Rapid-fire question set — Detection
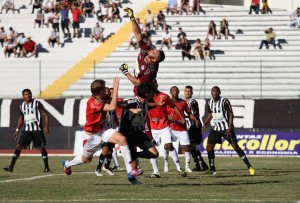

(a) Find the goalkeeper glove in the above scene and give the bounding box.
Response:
[124,7,134,21]
[119,63,129,76]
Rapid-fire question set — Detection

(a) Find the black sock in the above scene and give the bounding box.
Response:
[41,149,50,170]
[236,148,252,169]
[207,150,215,170]
[197,150,208,167]
[9,149,21,169]
[190,149,200,168]
[96,154,106,170]
[104,154,112,169]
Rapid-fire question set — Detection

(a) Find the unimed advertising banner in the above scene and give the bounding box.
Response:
[199,132,300,156]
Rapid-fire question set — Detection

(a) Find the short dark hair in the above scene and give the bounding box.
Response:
[185,86,193,91]
[22,89,32,95]
[137,82,155,98]
[91,79,106,96]
[158,50,165,62]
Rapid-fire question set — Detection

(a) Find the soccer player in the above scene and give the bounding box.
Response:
[165,86,201,173]
[3,89,50,173]
[118,82,159,184]
[62,78,138,184]
[184,86,208,171]
[202,86,255,175]
[147,80,187,178]
[119,7,165,95]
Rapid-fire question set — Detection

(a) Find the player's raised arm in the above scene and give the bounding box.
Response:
[124,7,142,42]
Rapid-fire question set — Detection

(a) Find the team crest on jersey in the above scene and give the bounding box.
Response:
[141,65,145,70]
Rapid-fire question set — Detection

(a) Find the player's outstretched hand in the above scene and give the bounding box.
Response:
[124,7,134,20]
[113,77,120,90]
[119,63,128,76]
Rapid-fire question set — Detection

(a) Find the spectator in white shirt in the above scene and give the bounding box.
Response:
[48,29,60,47]
[160,27,172,50]
[90,22,104,42]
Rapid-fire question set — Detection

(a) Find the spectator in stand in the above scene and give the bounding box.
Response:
[16,32,26,56]
[111,0,122,8]
[31,0,42,14]
[181,37,191,60]
[43,0,55,13]
[190,0,206,15]
[249,0,259,14]
[290,7,300,28]
[180,0,189,15]
[175,27,186,49]
[156,10,167,30]
[4,36,16,58]
[261,0,272,14]
[111,3,120,23]
[142,29,152,46]
[144,10,154,31]
[46,9,55,28]
[83,0,95,17]
[160,27,172,50]
[96,3,108,22]
[166,0,178,15]
[74,0,84,11]
[126,32,138,50]
[259,27,276,49]
[8,27,17,41]
[48,29,60,47]
[71,3,82,38]
[207,20,217,39]
[34,10,45,28]
[60,5,71,38]
[52,9,60,32]
[136,18,144,30]
[90,22,104,43]
[193,38,203,60]
[203,38,211,60]
[217,17,234,39]
[21,36,37,58]
[0,27,7,47]
[0,0,15,14]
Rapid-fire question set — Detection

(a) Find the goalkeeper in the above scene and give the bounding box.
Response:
[120,7,165,95]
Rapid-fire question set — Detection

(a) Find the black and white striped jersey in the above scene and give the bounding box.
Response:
[119,97,148,134]
[19,99,44,131]
[207,97,233,131]
[185,97,200,129]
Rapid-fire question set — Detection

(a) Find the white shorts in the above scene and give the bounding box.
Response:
[151,126,172,145]
[171,129,190,145]
[82,127,117,157]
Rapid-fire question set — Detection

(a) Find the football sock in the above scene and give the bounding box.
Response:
[184,152,191,169]
[96,154,105,170]
[41,149,50,170]
[207,150,215,170]
[112,147,119,167]
[169,149,181,171]
[197,150,208,167]
[236,148,252,168]
[65,155,83,168]
[120,145,132,165]
[191,149,200,168]
[150,158,159,174]
[9,149,21,169]
[162,149,169,165]
[104,153,112,169]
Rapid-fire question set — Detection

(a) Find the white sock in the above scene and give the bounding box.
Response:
[150,158,159,174]
[169,149,181,171]
[65,155,83,168]
[185,152,191,169]
[162,149,169,165]
[112,147,119,167]
[120,145,132,173]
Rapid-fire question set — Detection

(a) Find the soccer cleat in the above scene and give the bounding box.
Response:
[149,173,161,178]
[201,162,209,171]
[138,168,143,176]
[249,167,255,175]
[193,167,202,172]
[62,160,72,175]
[178,169,187,177]
[164,163,169,172]
[43,168,51,173]
[102,166,114,176]
[128,177,143,185]
[209,166,217,175]
[95,169,103,177]
[127,169,140,179]
[185,167,193,173]
[3,167,13,172]
[110,166,125,172]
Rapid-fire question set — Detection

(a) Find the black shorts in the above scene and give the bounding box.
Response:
[17,130,46,148]
[188,125,203,145]
[49,38,57,43]
[208,129,237,145]
[125,130,154,150]
[101,142,115,149]
[72,21,80,29]
[61,19,69,29]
